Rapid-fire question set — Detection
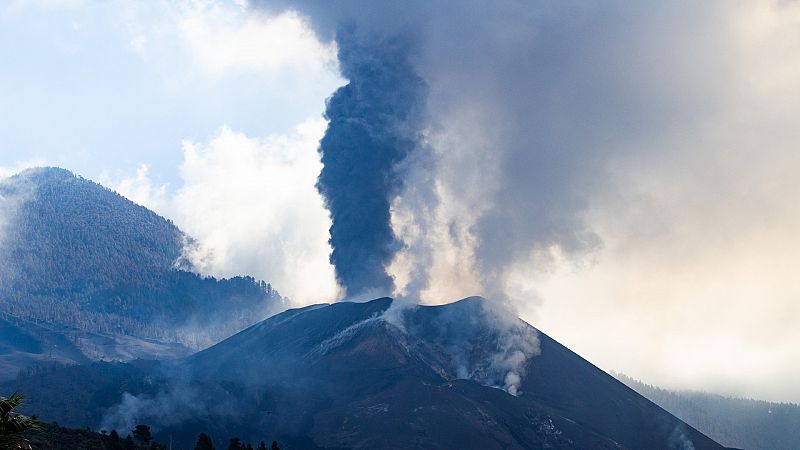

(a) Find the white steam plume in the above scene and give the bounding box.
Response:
[109,119,341,306]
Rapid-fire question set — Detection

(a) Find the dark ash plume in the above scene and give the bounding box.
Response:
[316,27,428,298]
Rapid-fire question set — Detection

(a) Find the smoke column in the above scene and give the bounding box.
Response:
[263,0,738,309]
[316,27,427,298]
[260,0,614,305]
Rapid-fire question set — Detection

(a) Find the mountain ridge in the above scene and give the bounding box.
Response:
[0,167,283,378]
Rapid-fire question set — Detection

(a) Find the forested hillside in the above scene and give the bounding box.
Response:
[23,422,165,450]
[0,167,283,348]
[616,373,800,450]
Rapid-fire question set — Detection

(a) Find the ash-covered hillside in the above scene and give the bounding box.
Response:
[0,167,283,375]
[8,297,729,450]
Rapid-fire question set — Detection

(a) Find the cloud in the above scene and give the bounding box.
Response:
[0,159,46,180]
[129,34,147,56]
[100,164,168,213]
[175,2,337,77]
[8,0,85,10]
[0,0,342,187]
[110,119,340,307]
[112,0,339,86]
[174,119,340,305]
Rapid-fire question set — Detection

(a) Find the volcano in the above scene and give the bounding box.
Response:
[9,296,728,449]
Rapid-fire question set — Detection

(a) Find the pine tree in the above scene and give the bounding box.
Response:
[108,429,122,450]
[228,437,244,450]
[226,437,244,450]
[194,433,215,450]
[270,441,280,450]
[257,441,267,450]
[124,435,136,450]
[133,425,152,448]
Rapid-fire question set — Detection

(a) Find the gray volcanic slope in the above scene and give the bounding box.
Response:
[9,297,728,450]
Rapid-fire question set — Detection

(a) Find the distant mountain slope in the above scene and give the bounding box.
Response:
[0,314,190,382]
[7,297,728,450]
[616,373,800,450]
[0,167,184,293]
[0,167,283,372]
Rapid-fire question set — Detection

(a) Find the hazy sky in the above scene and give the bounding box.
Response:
[2,0,800,403]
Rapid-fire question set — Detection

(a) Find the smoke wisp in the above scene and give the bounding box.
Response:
[0,171,37,280]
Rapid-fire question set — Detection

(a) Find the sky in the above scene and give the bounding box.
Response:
[2,0,800,403]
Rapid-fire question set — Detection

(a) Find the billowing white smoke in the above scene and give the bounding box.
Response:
[172,120,341,305]
[668,425,697,450]
[108,120,341,306]
[100,385,239,436]
[493,322,541,396]
[100,2,344,307]
[381,296,540,396]
[468,299,542,396]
